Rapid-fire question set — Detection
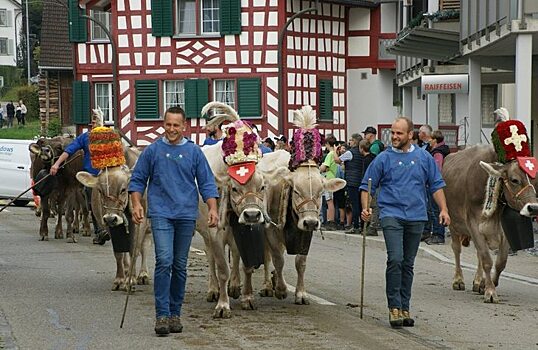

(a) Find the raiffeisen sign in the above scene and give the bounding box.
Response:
[421,74,469,94]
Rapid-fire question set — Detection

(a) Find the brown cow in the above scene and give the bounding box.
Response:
[29,137,91,242]
[443,145,538,302]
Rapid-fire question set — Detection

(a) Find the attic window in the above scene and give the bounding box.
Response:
[90,10,111,41]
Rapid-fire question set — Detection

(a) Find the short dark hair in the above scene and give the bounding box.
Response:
[164,106,186,121]
[359,140,371,153]
[325,135,337,147]
[432,130,444,143]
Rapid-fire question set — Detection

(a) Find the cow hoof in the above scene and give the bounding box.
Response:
[241,298,256,310]
[55,233,63,239]
[472,282,484,294]
[294,296,310,305]
[484,290,499,303]
[39,236,48,241]
[213,306,232,319]
[112,283,121,291]
[67,236,77,243]
[275,288,288,300]
[206,291,219,302]
[452,281,465,291]
[259,288,274,297]
[137,274,150,285]
[81,230,91,237]
[228,285,241,299]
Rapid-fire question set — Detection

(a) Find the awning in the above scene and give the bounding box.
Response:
[387,27,461,62]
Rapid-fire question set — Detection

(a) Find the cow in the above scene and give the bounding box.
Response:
[29,137,91,242]
[443,145,538,303]
[259,106,346,305]
[76,146,152,291]
[195,102,286,318]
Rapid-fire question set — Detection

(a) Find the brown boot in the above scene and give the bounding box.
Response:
[389,308,403,328]
[169,315,183,333]
[154,317,170,336]
[401,310,415,327]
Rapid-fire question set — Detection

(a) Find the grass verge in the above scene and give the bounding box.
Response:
[0,119,40,140]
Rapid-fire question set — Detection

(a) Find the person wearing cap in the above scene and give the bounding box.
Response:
[363,126,385,156]
[203,123,224,146]
[49,108,110,245]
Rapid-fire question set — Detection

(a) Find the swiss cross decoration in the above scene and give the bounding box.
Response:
[228,162,256,185]
[492,120,531,163]
[517,157,538,179]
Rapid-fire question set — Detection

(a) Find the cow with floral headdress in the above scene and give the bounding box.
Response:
[443,112,538,303]
[258,105,346,304]
[195,102,288,317]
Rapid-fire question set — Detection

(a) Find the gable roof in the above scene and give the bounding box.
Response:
[39,0,72,70]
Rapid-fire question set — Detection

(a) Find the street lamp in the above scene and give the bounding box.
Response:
[77,5,135,147]
[277,0,318,135]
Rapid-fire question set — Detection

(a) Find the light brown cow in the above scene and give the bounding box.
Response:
[76,147,152,291]
[443,145,538,302]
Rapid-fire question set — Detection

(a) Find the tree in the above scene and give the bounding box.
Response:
[17,0,43,80]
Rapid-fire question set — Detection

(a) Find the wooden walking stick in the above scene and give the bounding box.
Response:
[360,178,372,319]
[120,218,144,328]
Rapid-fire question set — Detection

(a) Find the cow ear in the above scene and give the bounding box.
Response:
[479,161,504,177]
[76,171,99,188]
[323,178,346,192]
[29,143,40,155]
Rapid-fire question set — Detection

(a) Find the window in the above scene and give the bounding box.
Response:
[90,10,111,41]
[318,79,333,121]
[176,0,220,35]
[0,38,7,55]
[438,94,455,124]
[214,80,236,110]
[164,80,185,110]
[0,10,7,26]
[94,83,113,124]
[481,85,498,127]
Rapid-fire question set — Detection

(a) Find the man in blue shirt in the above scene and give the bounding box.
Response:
[129,106,219,336]
[360,117,450,329]
[50,112,109,245]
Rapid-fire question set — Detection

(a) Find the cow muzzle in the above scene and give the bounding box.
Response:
[239,208,264,225]
[103,213,124,227]
[299,217,320,231]
[519,203,538,217]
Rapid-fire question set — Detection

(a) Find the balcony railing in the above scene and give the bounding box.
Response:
[440,0,460,11]
[379,38,396,60]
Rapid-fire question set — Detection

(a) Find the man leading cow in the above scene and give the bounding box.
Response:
[361,117,451,329]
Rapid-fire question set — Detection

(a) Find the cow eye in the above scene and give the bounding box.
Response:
[511,178,521,185]
[231,187,238,192]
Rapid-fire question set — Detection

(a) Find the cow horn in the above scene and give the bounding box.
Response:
[201,102,240,128]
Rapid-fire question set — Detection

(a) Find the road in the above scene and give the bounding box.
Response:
[0,204,537,349]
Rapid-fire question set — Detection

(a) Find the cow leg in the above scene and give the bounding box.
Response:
[265,230,287,300]
[259,246,274,297]
[123,253,136,291]
[80,199,91,237]
[210,228,232,318]
[54,198,65,239]
[493,240,509,287]
[228,240,241,300]
[137,229,151,285]
[473,235,499,303]
[39,195,50,240]
[472,252,485,294]
[112,252,127,291]
[451,233,465,290]
[294,254,310,305]
[64,193,77,243]
[240,265,256,310]
[198,229,219,301]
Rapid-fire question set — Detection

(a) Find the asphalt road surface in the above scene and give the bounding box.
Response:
[0,204,537,349]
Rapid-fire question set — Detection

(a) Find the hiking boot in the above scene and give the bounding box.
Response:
[345,227,360,235]
[154,317,170,336]
[365,228,379,236]
[323,221,337,231]
[169,315,183,333]
[421,232,431,242]
[401,310,414,327]
[389,308,403,328]
[92,229,110,245]
[425,235,445,245]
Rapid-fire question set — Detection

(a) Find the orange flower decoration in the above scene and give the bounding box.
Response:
[89,127,126,169]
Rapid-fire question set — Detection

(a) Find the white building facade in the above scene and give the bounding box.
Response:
[0,0,21,69]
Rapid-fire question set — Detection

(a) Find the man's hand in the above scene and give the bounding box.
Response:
[439,209,451,227]
[50,163,60,176]
[361,208,372,222]
[130,192,144,224]
[207,208,218,227]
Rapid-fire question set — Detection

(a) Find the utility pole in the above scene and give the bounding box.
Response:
[25,0,30,84]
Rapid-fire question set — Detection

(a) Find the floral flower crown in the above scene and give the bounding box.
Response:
[221,120,262,165]
[89,126,126,169]
[289,128,322,170]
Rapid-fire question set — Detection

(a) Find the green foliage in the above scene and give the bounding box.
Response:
[17,85,39,121]
[424,9,460,22]
[0,119,40,139]
[46,116,62,137]
[0,66,23,96]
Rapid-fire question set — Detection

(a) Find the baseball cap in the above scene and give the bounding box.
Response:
[362,126,377,135]
[274,135,287,143]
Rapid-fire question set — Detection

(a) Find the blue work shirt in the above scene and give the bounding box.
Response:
[64,132,99,175]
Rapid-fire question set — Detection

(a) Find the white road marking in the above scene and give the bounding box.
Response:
[190,247,206,256]
[285,283,336,306]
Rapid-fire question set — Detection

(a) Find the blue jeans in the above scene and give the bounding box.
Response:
[151,217,195,318]
[381,217,425,311]
[347,185,361,229]
[429,194,445,238]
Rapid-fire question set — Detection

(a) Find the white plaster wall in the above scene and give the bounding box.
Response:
[348,37,369,56]
[411,86,427,124]
[347,68,398,135]
[348,7,370,31]
[380,3,397,34]
[0,5,21,67]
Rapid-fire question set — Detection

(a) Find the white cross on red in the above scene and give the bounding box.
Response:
[504,125,527,152]
[236,166,250,177]
[525,160,535,171]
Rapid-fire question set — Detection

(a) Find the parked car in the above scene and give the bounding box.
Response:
[0,139,34,206]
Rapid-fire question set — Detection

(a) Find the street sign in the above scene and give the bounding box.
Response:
[421,74,469,94]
